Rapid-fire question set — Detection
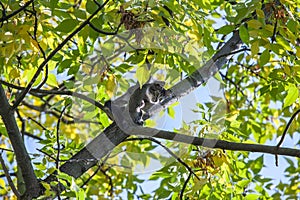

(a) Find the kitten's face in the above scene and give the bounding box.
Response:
[147,83,165,103]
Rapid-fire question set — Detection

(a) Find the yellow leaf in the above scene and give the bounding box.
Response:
[184,19,193,26]
[247,19,262,29]
[0,178,5,188]
[145,118,156,127]
[136,65,150,87]
[283,65,291,76]
[106,75,116,98]
[23,68,42,86]
[251,40,259,55]
[192,178,207,191]
[296,47,300,58]
[30,38,40,51]
[225,110,239,121]
[187,30,201,41]
[9,68,20,79]
[47,73,59,87]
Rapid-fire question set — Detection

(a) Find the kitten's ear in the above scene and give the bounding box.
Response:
[154,81,165,87]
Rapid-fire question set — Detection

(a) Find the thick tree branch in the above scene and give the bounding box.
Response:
[45,122,128,180]
[43,28,244,190]
[148,31,242,117]
[44,121,300,194]
[138,127,300,158]
[0,84,40,198]
[42,23,300,198]
[12,0,110,110]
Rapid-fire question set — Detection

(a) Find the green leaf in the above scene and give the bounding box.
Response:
[259,49,270,66]
[55,19,79,33]
[251,40,259,55]
[276,35,292,51]
[67,64,80,75]
[247,19,262,29]
[252,155,263,174]
[287,20,297,33]
[136,65,150,87]
[284,85,299,107]
[76,188,85,200]
[255,9,265,18]
[217,25,235,35]
[58,59,72,74]
[239,25,249,44]
[50,0,58,12]
[57,173,73,183]
[86,0,98,14]
[245,194,260,200]
[0,123,8,137]
[47,73,59,87]
[73,9,87,19]
[101,41,114,57]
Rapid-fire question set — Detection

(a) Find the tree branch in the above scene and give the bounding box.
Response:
[42,24,300,198]
[137,127,300,158]
[44,120,300,191]
[21,101,96,125]
[147,31,242,117]
[277,108,300,148]
[125,137,200,180]
[275,108,300,166]
[180,171,192,200]
[0,152,20,198]
[0,79,110,118]
[0,84,40,198]
[0,0,33,23]
[43,27,244,192]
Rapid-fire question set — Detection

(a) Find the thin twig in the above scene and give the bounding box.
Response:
[275,108,300,166]
[29,1,48,90]
[276,108,300,148]
[0,79,110,122]
[0,147,14,152]
[22,101,101,125]
[55,105,69,170]
[88,21,121,35]
[55,105,69,200]
[23,131,43,141]
[219,72,255,108]
[180,171,192,200]
[100,168,114,196]
[0,0,33,23]
[81,153,111,187]
[27,116,48,131]
[214,48,251,62]
[0,152,21,198]
[0,172,16,178]
[125,137,201,181]
[36,149,57,161]
[0,79,109,117]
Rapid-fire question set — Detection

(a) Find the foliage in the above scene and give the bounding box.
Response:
[0,0,299,199]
